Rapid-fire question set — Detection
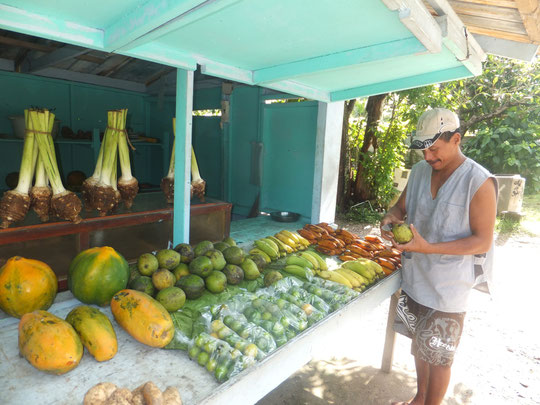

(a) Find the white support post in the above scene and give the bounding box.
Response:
[173,69,194,246]
[311,102,344,224]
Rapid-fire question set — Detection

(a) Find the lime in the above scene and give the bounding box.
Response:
[197,351,210,366]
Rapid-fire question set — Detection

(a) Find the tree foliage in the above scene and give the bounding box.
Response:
[341,55,540,212]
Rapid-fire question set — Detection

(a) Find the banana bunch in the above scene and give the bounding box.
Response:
[249,230,311,263]
[284,250,328,272]
[342,258,384,283]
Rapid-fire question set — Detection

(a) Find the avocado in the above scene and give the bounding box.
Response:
[223,246,245,265]
[194,240,214,257]
[249,254,267,270]
[223,264,244,285]
[173,243,195,263]
[129,276,156,297]
[189,255,214,278]
[176,274,205,300]
[205,271,228,294]
[204,249,227,271]
[264,270,283,287]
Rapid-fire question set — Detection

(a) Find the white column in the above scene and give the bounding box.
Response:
[311,101,344,224]
[173,69,194,246]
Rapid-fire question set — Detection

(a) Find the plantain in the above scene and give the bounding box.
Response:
[262,237,280,253]
[267,235,293,255]
[280,230,301,244]
[342,260,376,282]
[285,254,314,269]
[318,270,353,288]
[297,251,319,270]
[254,239,279,260]
[283,265,314,280]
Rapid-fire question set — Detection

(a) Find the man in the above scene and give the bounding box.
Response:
[380,108,497,405]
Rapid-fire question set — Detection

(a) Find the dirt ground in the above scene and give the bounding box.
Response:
[257,223,540,405]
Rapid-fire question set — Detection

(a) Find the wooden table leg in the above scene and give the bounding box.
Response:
[381,289,401,373]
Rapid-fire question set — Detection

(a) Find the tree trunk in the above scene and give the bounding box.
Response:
[337,99,356,212]
[352,93,387,202]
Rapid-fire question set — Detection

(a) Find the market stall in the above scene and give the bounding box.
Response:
[0,1,492,404]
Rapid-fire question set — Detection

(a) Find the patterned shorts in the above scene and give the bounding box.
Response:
[393,292,465,367]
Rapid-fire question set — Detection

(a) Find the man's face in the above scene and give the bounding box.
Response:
[422,133,460,171]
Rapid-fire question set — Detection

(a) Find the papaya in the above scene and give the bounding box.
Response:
[0,256,58,318]
[68,246,129,306]
[66,306,118,362]
[110,289,174,348]
[18,310,83,375]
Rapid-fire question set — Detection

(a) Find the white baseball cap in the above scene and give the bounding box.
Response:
[410,108,460,150]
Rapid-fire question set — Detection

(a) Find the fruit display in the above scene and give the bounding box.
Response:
[68,246,130,306]
[0,256,58,318]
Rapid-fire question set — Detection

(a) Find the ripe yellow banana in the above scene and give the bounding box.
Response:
[318,270,353,288]
[335,269,361,288]
[268,235,294,254]
[249,248,272,263]
[295,233,311,247]
[274,233,298,250]
[339,267,368,286]
[355,258,383,277]
[280,230,301,244]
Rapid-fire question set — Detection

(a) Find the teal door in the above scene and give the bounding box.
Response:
[260,101,318,220]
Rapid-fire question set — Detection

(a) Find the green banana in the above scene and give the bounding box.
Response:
[254,239,279,260]
[262,237,280,253]
[283,265,313,280]
[249,248,272,263]
[268,235,294,254]
[303,250,328,271]
[356,258,383,278]
[342,261,375,282]
[297,251,319,270]
[286,254,314,269]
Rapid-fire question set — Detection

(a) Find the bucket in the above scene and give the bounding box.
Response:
[8,115,60,139]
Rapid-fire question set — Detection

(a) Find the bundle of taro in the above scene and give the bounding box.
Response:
[0,108,82,228]
[297,223,402,273]
[81,109,138,216]
[161,117,206,204]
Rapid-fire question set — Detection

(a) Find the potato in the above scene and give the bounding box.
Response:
[163,386,182,405]
[131,384,146,405]
[143,382,163,405]
[84,382,117,405]
[104,388,133,405]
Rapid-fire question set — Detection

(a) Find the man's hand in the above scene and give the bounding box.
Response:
[380,213,403,242]
[392,224,432,253]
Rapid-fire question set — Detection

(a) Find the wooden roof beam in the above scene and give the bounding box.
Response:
[515,0,540,43]
[22,44,90,73]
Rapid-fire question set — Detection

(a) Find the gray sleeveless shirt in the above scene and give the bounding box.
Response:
[402,158,496,312]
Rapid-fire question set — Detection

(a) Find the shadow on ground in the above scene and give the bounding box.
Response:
[257,358,417,405]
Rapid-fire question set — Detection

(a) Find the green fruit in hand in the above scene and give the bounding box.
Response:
[392,223,413,244]
[137,253,159,276]
[156,249,181,270]
[205,271,227,294]
[156,286,186,312]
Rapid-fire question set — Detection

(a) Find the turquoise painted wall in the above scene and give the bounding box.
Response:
[260,101,318,220]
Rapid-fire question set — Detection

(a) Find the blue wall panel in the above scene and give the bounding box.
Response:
[192,116,223,200]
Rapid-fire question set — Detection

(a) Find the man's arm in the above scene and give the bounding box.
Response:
[397,178,497,255]
[380,185,407,241]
